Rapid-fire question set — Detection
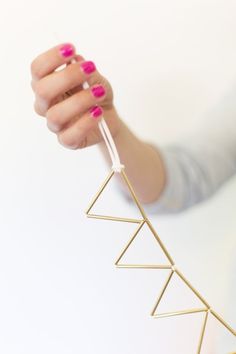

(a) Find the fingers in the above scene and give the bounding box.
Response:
[31,42,115,150]
[33,59,106,112]
[31,43,76,80]
[57,105,104,149]
[46,83,107,132]
[31,41,111,117]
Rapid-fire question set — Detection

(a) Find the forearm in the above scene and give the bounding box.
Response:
[98,115,166,204]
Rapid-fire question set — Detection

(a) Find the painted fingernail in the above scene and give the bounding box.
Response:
[80,61,96,74]
[59,43,74,58]
[89,105,103,119]
[91,85,106,98]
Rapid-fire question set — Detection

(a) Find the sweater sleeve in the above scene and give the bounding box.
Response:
[140,85,236,214]
[143,140,236,214]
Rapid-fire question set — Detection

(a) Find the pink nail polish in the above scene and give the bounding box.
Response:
[91,85,106,98]
[59,43,74,58]
[80,61,96,74]
[89,105,103,119]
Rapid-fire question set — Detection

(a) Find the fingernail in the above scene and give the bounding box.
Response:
[80,61,96,74]
[89,105,103,119]
[59,43,74,58]
[91,85,106,98]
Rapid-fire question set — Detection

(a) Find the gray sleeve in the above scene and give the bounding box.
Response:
[142,141,236,214]
[142,85,236,214]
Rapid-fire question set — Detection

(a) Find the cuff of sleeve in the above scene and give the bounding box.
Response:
[141,145,188,215]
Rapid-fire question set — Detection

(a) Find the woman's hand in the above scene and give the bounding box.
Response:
[30,42,166,204]
[30,42,121,149]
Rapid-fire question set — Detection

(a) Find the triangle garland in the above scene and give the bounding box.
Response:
[85,168,236,353]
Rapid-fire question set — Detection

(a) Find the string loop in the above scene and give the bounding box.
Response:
[81,72,124,172]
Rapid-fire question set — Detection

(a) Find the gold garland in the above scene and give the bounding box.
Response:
[85,167,236,353]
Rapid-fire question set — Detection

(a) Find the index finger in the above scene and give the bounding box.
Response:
[30,42,76,80]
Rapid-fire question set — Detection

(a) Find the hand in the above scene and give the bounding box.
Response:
[30,42,121,149]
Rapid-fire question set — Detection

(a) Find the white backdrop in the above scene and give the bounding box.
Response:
[0,0,235,353]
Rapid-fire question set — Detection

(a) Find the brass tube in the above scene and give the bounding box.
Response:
[85,170,115,214]
[210,309,236,336]
[151,271,174,316]
[86,214,142,223]
[153,308,207,319]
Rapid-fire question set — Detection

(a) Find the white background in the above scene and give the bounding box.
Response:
[0,0,236,353]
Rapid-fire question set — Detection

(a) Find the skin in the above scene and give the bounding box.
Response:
[30,42,166,204]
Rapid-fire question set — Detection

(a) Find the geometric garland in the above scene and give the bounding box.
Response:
[85,167,236,353]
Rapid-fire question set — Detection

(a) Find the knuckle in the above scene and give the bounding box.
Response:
[46,120,61,133]
[56,68,69,87]
[34,100,45,116]
[58,62,82,88]
[46,110,61,132]
[30,59,42,80]
[57,133,78,149]
[71,92,83,111]
[34,81,48,101]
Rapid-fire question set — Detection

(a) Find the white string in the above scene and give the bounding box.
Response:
[97,116,116,165]
[100,119,121,167]
[100,120,124,172]
[70,59,124,172]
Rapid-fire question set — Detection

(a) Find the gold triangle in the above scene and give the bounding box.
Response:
[115,220,172,269]
[85,169,146,223]
[151,269,209,318]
